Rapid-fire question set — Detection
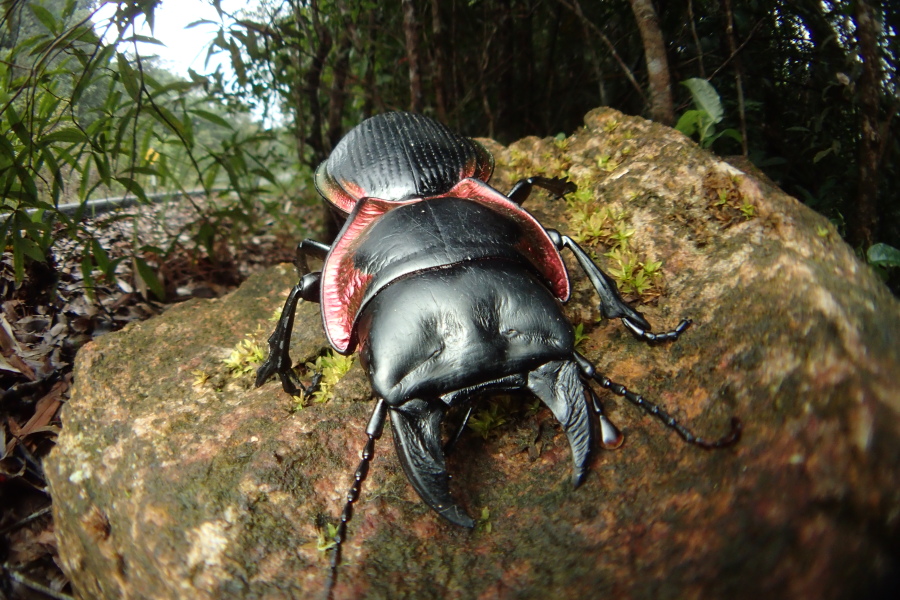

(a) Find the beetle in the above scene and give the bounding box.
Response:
[255,111,740,595]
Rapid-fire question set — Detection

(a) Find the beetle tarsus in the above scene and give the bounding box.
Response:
[507,175,577,205]
[325,399,388,600]
[623,317,693,343]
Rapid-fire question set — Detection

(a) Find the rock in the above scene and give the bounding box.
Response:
[46,108,900,600]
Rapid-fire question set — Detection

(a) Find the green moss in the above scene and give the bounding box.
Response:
[565,191,665,301]
[223,334,265,376]
[306,351,355,405]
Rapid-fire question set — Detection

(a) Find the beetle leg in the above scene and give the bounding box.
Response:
[294,238,330,277]
[548,230,694,342]
[574,352,742,449]
[324,398,387,600]
[547,230,652,329]
[527,360,594,487]
[389,398,475,528]
[507,176,577,205]
[255,272,322,395]
[443,404,474,454]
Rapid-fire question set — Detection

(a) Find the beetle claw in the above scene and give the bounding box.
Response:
[389,399,475,528]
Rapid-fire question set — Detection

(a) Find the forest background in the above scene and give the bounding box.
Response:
[1,0,898,296]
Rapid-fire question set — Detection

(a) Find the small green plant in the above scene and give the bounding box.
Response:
[468,399,511,439]
[288,394,307,414]
[675,78,742,150]
[192,370,211,387]
[317,522,338,553]
[476,507,492,534]
[223,337,266,376]
[739,203,756,218]
[569,186,595,205]
[867,243,900,282]
[553,132,569,150]
[572,323,589,351]
[609,222,636,249]
[641,258,662,278]
[568,206,616,246]
[605,247,660,296]
[306,351,354,404]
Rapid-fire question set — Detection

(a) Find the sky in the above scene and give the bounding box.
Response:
[94,0,249,78]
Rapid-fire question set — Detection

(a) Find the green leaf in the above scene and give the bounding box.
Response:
[63,0,77,20]
[675,110,701,137]
[229,40,247,86]
[93,152,111,182]
[149,104,190,144]
[682,78,723,124]
[116,53,141,101]
[29,4,58,34]
[134,256,165,300]
[115,176,149,203]
[17,236,46,262]
[90,239,110,275]
[41,127,88,145]
[80,254,96,301]
[11,235,25,282]
[719,129,743,144]
[186,19,217,29]
[126,35,164,46]
[190,109,233,129]
[867,243,900,268]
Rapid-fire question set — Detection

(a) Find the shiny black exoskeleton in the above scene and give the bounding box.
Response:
[255,112,740,595]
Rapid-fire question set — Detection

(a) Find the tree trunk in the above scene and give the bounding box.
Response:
[327,25,351,150]
[850,0,881,249]
[722,0,748,155]
[299,0,333,168]
[401,0,423,112]
[430,0,448,122]
[628,0,674,125]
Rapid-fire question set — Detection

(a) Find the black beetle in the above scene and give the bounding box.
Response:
[256,111,740,595]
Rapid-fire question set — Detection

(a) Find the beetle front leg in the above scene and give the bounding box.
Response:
[507,176,576,205]
[294,238,331,276]
[547,229,649,328]
[255,271,322,395]
[547,229,691,342]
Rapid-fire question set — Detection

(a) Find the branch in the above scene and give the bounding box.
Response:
[555,0,646,103]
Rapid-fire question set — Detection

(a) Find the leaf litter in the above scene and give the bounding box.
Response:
[0,193,319,598]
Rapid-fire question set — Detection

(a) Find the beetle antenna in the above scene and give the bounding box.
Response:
[597,375,741,448]
[574,352,741,449]
[324,398,387,600]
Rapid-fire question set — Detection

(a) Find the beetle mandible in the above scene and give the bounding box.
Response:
[255,111,741,596]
